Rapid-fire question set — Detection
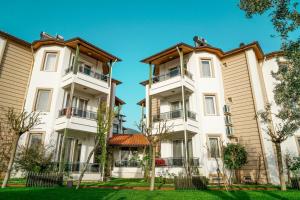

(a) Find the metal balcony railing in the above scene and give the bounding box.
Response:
[152,68,192,83]
[152,109,196,122]
[155,157,200,167]
[51,162,100,173]
[65,65,109,83]
[114,160,141,168]
[58,107,97,120]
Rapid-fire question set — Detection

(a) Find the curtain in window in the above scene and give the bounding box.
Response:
[209,138,220,158]
[44,53,57,71]
[201,60,211,77]
[173,140,183,158]
[205,96,216,115]
[35,90,50,111]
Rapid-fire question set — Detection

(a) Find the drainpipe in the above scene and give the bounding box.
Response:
[58,44,80,173]
[176,47,189,176]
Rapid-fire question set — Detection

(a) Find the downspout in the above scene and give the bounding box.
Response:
[176,47,189,175]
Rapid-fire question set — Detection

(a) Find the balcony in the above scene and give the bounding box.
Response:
[61,65,110,95]
[114,160,141,168]
[58,107,97,120]
[51,162,100,173]
[113,157,200,168]
[152,109,199,133]
[155,157,200,167]
[149,68,194,96]
[55,107,97,133]
[153,109,196,122]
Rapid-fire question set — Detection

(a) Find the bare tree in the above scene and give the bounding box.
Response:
[138,119,172,191]
[1,108,40,188]
[256,104,298,191]
[76,102,114,190]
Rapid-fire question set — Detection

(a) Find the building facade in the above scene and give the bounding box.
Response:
[16,33,122,180]
[140,39,300,184]
[0,31,33,177]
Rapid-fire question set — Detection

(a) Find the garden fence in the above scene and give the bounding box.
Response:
[26,172,63,187]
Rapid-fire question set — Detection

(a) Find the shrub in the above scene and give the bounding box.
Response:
[14,144,54,173]
[223,143,247,183]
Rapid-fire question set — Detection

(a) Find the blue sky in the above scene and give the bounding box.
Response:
[1,0,281,129]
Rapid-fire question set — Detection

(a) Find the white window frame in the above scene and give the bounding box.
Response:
[33,89,52,112]
[204,95,217,116]
[42,52,58,72]
[200,59,214,78]
[208,137,221,158]
[27,132,44,148]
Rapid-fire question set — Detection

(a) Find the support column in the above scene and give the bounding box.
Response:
[177,47,189,175]
[58,44,80,173]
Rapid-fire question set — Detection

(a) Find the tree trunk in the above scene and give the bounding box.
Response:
[275,143,286,191]
[150,144,156,191]
[76,142,98,190]
[1,134,20,188]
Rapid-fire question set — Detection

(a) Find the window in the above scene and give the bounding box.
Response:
[204,95,217,115]
[297,137,300,152]
[42,52,58,71]
[113,124,119,134]
[169,67,180,77]
[209,137,220,158]
[28,133,43,148]
[172,139,193,158]
[200,60,213,78]
[173,140,183,158]
[34,89,52,111]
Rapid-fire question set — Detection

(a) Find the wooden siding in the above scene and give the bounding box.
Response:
[222,52,268,183]
[0,38,32,176]
[151,97,160,116]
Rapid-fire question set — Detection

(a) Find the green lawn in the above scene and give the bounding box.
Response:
[0,187,300,200]
[79,178,174,188]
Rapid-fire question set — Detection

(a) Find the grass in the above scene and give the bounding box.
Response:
[0,187,300,200]
[79,178,174,188]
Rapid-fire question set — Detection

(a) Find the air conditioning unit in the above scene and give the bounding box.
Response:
[223,105,230,114]
[226,126,233,136]
[224,115,232,125]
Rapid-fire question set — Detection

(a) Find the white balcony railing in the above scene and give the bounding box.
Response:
[152,109,196,122]
[152,68,192,84]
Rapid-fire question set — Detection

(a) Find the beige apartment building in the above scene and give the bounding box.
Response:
[0,31,33,176]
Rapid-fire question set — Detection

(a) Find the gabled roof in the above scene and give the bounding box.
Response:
[265,50,284,60]
[140,43,194,65]
[109,134,149,147]
[115,96,126,106]
[32,37,122,62]
[137,98,145,106]
[140,41,265,66]
[0,30,31,47]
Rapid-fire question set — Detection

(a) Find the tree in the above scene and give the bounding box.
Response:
[223,143,248,185]
[239,0,300,191]
[76,102,114,190]
[138,120,172,191]
[256,104,298,190]
[1,108,40,188]
[14,144,54,173]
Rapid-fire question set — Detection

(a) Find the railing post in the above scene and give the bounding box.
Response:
[176,47,190,176]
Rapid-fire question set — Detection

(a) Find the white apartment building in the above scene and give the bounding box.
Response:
[139,38,300,184]
[18,33,122,180]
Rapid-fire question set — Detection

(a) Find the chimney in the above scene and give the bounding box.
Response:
[239,42,245,47]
